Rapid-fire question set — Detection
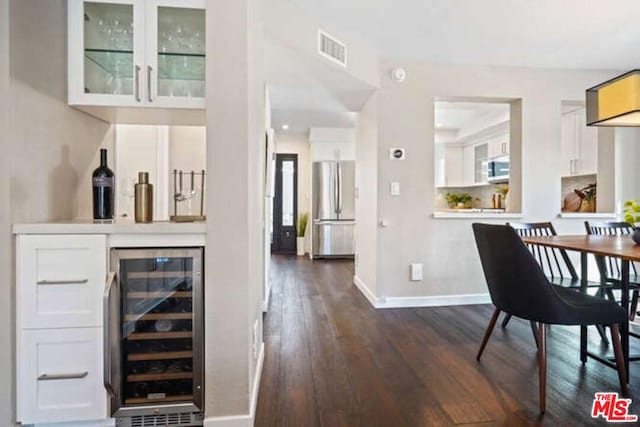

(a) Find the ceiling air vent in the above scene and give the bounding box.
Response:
[318,30,347,67]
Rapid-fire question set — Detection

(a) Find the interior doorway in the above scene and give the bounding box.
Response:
[271,153,298,254]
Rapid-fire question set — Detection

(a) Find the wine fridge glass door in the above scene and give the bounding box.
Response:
[108,247,203,417]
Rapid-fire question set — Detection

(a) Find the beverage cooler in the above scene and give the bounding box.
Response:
[105,248,204,427]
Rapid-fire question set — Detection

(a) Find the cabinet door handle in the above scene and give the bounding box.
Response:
[38,372,88,381]
[134,65,141,102]
[147,65,153,102]
[37,279,88,285]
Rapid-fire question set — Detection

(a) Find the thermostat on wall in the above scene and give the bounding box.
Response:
[389,148,405,160]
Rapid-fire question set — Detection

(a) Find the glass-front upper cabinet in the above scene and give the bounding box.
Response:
[146,1,205,108]
[68,0,205,109]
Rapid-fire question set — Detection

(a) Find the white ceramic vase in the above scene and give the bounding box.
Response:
[297,236,305,256]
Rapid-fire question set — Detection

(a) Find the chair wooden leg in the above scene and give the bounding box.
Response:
[477,308,501,361]
[538,323,547,414]
[501,313,512,328]
[630,291,639,321]
[529,321,539,349]
[610,323,629,396]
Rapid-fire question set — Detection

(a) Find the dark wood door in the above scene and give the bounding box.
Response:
[271,154,298,254]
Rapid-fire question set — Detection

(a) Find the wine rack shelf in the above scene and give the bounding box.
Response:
[125,395,193,405]
[128,351,193,362]
[127,372,193,382]
[127,291,193,299]
[127,271,193,279]
[127,331,192,340]
[125,313,192,321]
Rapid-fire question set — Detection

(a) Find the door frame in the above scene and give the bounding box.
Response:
[271,153,298,254]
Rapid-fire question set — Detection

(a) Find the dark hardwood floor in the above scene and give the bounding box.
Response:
[255,255,640,426]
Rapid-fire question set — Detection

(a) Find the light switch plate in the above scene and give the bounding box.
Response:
[410,263,423,281]
[390,182,400,196]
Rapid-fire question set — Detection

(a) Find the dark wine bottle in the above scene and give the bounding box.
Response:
[131,382,149,398]
[92,148,114,220]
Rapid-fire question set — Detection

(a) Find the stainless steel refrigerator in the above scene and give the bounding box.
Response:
[312,161,356,258]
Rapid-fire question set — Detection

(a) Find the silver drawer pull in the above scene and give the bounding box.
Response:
[37,279,88,285]
[38,372,88,381]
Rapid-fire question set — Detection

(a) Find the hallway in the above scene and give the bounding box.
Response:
[255,256,639,426]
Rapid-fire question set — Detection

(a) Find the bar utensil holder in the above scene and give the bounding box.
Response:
[170,169,206,222]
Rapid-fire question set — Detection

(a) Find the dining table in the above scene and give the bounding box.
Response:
[522,234,640,381]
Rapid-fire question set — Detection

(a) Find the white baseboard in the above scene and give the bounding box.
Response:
[262,281,271,312]
[353,275,378,306]
[203,342,265,427]
[353,275,490,309]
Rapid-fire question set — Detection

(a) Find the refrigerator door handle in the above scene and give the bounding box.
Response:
[103,271,117,398]
[337,163,342,215]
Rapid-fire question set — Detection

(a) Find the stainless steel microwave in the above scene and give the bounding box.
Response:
[487,156,509,183]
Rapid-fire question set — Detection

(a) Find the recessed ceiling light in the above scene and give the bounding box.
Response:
[281,124,289,130]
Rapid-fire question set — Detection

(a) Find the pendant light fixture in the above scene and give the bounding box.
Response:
[586,69,640,126]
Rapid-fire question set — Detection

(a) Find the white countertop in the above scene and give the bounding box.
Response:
[432,211,523,219]
[13,219,207,235]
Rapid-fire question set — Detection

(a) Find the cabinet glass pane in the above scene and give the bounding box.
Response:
[282,161,294,226]
[157,7,205,98]
[121,256,194,405]
[84,2,134,95]
[474,143,488,183]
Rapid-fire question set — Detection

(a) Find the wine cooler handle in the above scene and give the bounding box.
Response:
[103,272,117,398]
[134,65,141,103]
[147,65,153,103]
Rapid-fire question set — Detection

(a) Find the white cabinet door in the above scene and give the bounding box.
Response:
[463,145,475,186]
[487,133,509,159]
[561,108,598,176]
[310,142,355,161]
[145,0,206,108]
[560,111,576,176]
[578,109,598,175]
[18,235,107,329]
[18,328,106,424]
[434,143,445,187]
[68,0,146,107]
[444,146,464,186]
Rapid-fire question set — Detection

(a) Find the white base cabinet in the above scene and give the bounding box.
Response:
[18,328,106,425]
[16,234,109,426]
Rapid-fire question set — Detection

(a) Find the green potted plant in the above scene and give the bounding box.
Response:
[623,200,640,244]
[445,192,478,209]
[296,213,309,256]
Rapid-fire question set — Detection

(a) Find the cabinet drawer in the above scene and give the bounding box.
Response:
[18,328,107,424]
[18,235,107,329]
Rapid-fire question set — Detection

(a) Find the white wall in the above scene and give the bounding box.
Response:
[205,0,265,422]
[9,0,113,223]
[358,62,623,303]
[0,0,11,425]
[355,94,378,296]
[275,132,311,250]
[615,128,640,211]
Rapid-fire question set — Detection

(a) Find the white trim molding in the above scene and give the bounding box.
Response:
[203,342,265,427]
[353,275,491,309]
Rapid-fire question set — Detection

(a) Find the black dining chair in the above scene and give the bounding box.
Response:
[584,221,640,320]
[505,222,611,345]
[473,223,628,414]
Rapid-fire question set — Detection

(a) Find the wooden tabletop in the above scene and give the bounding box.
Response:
[522,234,640,262]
